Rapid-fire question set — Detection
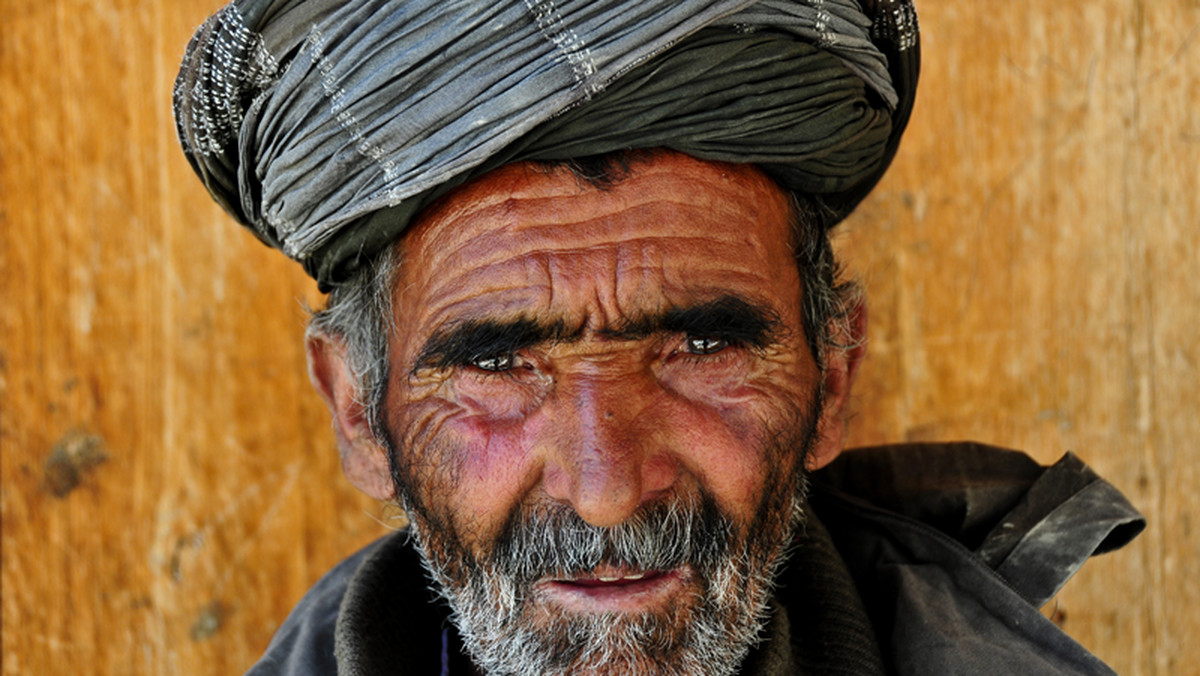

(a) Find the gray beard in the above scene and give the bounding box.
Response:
[384,413,819,675]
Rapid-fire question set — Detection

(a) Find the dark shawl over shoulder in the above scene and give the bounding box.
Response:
[247,443,1143,675]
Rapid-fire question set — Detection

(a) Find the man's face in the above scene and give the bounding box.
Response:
[377,152,838,674]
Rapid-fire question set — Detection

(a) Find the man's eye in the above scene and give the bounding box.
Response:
[471,352,516,372]
[685,336,729,355]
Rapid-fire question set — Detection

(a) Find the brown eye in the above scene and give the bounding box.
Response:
[472,353,515,372]
[686,336,728,355]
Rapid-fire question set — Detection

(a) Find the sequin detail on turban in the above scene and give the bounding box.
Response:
[175,0,918,290]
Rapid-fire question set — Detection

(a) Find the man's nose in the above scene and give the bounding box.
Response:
[540,371,680,528]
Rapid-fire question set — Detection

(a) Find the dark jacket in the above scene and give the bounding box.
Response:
[247,442,1144,675]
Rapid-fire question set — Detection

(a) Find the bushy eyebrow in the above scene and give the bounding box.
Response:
[602,296,782,348]
[414,318,580,373]
[412,294,782,372]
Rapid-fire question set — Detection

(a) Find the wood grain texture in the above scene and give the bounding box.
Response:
[2,0,1196,673]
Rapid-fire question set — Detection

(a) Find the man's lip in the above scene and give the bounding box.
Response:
[534,567,688,613]
[553,569,658,587]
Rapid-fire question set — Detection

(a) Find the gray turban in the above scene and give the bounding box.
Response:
[174,0,919,291]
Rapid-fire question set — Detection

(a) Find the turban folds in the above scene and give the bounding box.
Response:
[174,0,919,291]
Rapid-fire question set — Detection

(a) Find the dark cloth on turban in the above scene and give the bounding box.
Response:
[175,0,919,291]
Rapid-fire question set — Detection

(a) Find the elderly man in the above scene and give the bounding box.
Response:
[175,0,1144,674]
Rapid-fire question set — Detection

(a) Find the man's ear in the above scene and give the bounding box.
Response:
[306,330,395,501]
[805,299,868,471]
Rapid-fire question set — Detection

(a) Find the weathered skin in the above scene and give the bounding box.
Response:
[309,150,859,618]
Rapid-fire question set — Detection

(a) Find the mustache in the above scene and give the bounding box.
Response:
[483,492,735,586]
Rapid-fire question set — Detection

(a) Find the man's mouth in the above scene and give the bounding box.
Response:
[536,567,687,613]
[562,570,656,587]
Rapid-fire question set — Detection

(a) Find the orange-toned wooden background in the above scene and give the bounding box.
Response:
[3,0,1197,673]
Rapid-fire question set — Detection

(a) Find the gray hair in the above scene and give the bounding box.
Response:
[307,246,400,435]
[788,192,863,371]
[308,178,860,433]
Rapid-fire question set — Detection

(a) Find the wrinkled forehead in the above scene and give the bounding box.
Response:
[401,153,794,266]
[388,152,802,342]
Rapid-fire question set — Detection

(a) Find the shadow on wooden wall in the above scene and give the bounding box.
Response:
[3,0,1197,673]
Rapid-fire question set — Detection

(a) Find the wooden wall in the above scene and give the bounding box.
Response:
[2,0,1196,673]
